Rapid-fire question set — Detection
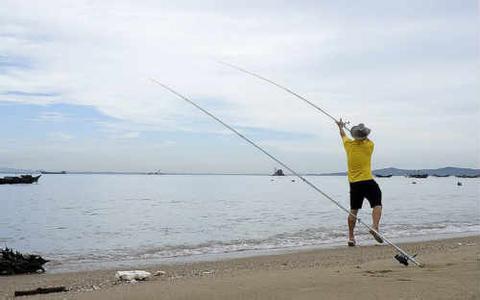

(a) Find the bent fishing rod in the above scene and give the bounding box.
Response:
[150,78,423,267]
[218,61,351,132]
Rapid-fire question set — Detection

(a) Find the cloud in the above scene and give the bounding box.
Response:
[113,131,141,139]
[0,0,478,171]
[32,111,67,122]
[47,132,73,142]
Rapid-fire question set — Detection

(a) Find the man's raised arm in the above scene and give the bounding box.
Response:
[336,118,347,138]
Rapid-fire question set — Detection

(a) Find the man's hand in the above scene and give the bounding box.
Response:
[336,118,347,138]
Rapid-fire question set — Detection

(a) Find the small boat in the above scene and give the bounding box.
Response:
[272,168,285,176]
[374,174,392,178]
[147,170,163,175]
[455,174,480,178]
[40,171,66,174]
[407,174,428,179]
[0,175,41,185]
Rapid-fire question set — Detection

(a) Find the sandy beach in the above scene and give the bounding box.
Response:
[1,235,478,299]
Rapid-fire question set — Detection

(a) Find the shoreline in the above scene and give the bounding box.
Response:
[1,235,478,299]
[45,231,480,274]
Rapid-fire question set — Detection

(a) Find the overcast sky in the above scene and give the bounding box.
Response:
[0,0,478,172]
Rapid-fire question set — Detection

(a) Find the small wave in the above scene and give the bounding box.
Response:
[44,221,479,272]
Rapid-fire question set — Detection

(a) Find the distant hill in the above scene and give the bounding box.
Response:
[373,167,480,177]
[317,167,480,177]
[2,166,479,177]
[0,167,36,174]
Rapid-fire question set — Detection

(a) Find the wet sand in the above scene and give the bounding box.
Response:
[1,235,478,299]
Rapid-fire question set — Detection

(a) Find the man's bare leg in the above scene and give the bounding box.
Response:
[369,205,384,243]
[372,205,382,231]
[348,209,358,243]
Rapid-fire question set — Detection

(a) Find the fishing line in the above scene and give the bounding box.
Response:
[150,78,423,267]
[217,61,351,132]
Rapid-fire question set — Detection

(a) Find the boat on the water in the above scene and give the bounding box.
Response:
[432,174,450,177]
[455,174,480,178]
[407,174,428,179]
[40,171,66,174]
[0,175,41,185]
[272,168,285,176]
[374,174,392,178]
[147,170,163,175]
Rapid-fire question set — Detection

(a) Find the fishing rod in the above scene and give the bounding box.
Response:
[150,78,423,267]
[218,61,351,132]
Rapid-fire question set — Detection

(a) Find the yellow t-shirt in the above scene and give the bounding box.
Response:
[342,135,374,183]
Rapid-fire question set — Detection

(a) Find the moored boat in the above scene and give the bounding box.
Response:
[455,174,480,178]
[0,175,41,185]
[407,174,428,179]
[40,171,66,174]
[272,168,285,176]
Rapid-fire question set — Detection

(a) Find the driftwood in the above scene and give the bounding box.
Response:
[14,286,67,297]
[0,247,48,275]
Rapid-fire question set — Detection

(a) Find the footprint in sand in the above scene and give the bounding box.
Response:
[397,278,413,282]
[365,269,393,274]
[364,269,393,277]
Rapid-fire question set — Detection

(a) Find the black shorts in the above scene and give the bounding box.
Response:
[349,180,382,210]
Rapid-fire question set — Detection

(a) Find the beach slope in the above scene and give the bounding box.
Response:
[1,236,478,299]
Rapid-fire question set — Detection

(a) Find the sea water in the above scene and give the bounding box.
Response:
[1,175,478,272]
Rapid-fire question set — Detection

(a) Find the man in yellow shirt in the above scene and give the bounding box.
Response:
[336,119,383,247]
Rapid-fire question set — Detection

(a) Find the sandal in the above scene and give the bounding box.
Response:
[369,230,384,243]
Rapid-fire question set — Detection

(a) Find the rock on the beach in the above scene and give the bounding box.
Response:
[115,270,152,282]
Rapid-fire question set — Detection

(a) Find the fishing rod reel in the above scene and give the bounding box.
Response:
[335,119,351,132]
[394,253,418,266]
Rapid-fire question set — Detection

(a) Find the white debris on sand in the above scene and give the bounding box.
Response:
[201,270,213,275]
[153,270,167,277]
[115,270,152,282]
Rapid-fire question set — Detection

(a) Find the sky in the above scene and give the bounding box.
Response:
[0,0,478,173]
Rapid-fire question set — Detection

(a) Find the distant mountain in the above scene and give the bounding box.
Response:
[2,166,479,177]
[311,171,347,176]
[0,167,36,174]
[316,167,480,177]
[372,167,480,177]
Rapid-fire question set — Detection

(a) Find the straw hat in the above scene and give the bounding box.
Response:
[351,123,371,140]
